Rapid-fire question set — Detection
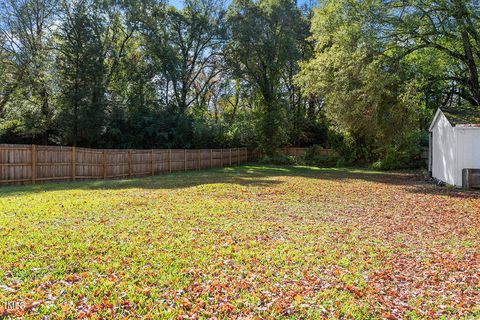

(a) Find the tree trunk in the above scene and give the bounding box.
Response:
[40,87,50,145]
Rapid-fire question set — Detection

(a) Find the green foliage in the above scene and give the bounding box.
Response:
[372,131,425,170]
[226,0,308,155]
[142,0,225,113]
[304,145,322,162]
[295,0,433,166]
[56,0,107,147]
[257,145,339,167]
[257,154,300,165]
[0,0,58,144]
[2,0,469,170]
[0,119,26,143]
[304,145,337,167]
[384,0,480,108]
[327,130,369,165]
[0,0,324,151]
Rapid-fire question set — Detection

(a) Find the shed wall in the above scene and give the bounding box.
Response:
[454,127,480,186]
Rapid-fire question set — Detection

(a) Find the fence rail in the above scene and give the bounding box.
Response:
[0,144,248,186]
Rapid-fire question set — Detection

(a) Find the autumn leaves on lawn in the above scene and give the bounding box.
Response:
[0,167,479,318]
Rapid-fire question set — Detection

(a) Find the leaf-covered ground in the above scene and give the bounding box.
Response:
[0,166,479,319]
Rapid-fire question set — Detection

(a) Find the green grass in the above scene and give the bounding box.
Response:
[0,165,479,319]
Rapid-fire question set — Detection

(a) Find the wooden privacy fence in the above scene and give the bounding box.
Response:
[0,144,248,186]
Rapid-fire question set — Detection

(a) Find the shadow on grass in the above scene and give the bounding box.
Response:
[0,164,479,199]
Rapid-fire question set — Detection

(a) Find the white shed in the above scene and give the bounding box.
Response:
[429,108,480,187]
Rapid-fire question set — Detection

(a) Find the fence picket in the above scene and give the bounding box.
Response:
[72,147,76,181]
[31,145,36,184]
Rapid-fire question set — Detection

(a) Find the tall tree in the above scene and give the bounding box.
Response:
[0,0,58,143]
[0,0,331,153]
[143,0,226,113]
[0,34,15,117]
[226,0,305,155]
[382,0,480,110]
[296,0,424,162]
[55,0,106,146]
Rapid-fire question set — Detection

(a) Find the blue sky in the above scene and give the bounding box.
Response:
[169,0,185,8]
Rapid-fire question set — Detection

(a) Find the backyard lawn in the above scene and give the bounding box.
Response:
[0,165,479,319]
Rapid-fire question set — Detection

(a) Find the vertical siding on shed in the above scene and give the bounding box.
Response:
[454,127,480,187]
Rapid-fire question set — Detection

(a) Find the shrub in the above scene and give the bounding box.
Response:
[304,145,321,163]
[328,130,374,165]
[373,130,425,170]
[304,145,337,167]
[335,157,351,168]
[258,154,300,165]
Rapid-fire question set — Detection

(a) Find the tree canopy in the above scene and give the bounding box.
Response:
[0,0,478,166]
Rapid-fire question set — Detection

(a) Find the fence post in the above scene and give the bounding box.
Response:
[229,149,232,166]
[168,149,172,173]
[151,149,155,176]
[221,149,223,167]
[184,149,187,172]
[245,148,248,162]
[71,146,76,181]
[128,150,132,177]
[237,148,240,165]
[210,149,213,168]
[103,150,107,179]
[31,144,36,184]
